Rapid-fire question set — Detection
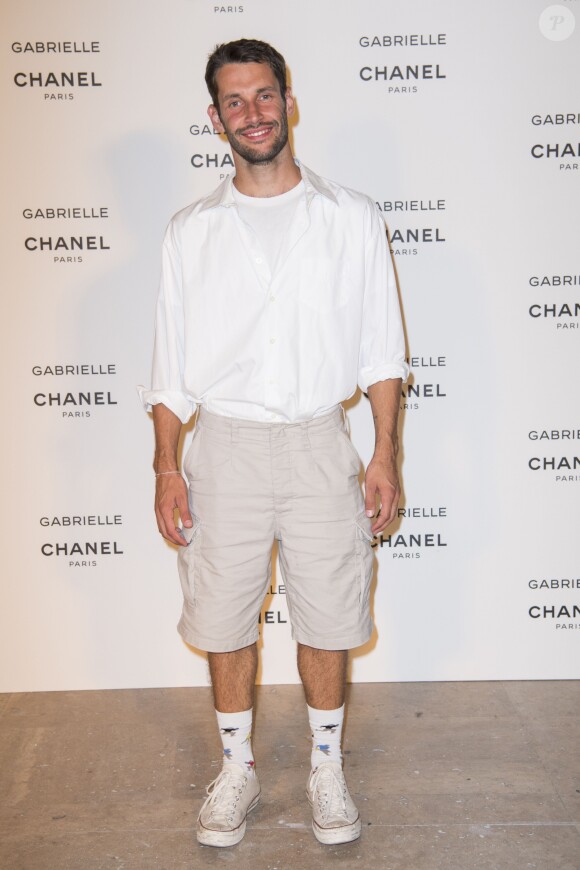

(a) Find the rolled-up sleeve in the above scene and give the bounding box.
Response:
[357,199,409,393]
[137,220,197,423]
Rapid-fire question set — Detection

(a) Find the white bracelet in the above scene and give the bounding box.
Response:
[155,470,181,477]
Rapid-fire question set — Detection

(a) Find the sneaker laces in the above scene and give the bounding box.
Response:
[311,765,350,821]
[200,768,246,824]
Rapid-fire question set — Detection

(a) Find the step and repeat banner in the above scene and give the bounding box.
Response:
[1,0,578,691]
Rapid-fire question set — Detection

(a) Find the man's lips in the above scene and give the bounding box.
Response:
[239,124,275,142]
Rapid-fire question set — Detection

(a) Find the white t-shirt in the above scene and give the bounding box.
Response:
[232,180,305,275]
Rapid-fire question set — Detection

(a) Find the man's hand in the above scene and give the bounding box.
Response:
[152,403,192,546]
[365,378,403,536]
[364,454,400,536]
[155,473,193,546]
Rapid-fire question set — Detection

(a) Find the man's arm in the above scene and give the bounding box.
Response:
[153,403,193,546]
[364,378,402,536]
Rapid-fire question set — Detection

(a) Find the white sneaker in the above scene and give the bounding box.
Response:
[307,761,361,845]
[197,763,260,847]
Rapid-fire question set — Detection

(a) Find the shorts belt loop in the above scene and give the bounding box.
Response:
[231,417,239,446]
[300,419,310,449]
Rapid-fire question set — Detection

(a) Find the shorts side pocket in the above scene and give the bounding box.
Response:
[335,426,362,476]
[177,514,202,605]
[355,515,375,613]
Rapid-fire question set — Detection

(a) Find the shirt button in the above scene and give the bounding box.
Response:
[255,257,263,264]
[270,295,276,302]
[270,337,276,344]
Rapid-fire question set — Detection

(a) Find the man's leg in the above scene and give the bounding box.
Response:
[298,644,347,770]
[208,644,258,773]
[273,410,373,845]
[297,644,347,709]
[197,644,261,847]
[298,644,360,844]
[182,410,276,847]
[209,643,258,713]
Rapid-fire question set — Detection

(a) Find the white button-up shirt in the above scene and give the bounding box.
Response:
[139,162,408,423]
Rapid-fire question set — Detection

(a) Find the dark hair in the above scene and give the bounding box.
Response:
[205,38,287,109]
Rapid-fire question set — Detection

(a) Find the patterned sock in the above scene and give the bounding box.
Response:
[215,708,256,776]
[308,703,344,770]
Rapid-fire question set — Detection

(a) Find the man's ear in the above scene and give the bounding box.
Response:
[208,104,225,134]
[284,87,296,118]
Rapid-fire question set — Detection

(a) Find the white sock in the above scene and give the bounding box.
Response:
[308,703,344,770]
[215,708,256,775]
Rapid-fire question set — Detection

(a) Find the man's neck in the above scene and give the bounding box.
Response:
[232,145,301,198]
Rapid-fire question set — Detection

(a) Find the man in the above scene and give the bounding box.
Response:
[140,38,408,848]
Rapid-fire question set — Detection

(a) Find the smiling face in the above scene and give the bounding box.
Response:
[207,62,294,166]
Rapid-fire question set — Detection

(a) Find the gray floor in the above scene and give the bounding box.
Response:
[0,682,579,870]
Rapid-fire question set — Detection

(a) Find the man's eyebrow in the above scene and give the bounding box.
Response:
[222,85,277,101]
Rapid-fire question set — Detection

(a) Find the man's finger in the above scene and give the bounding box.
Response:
[175,491,193,529]
[371,483,399,534]
[364,479,377,517]
[155,505,172,543]
[154,475,193,546]
[159,501,188,545]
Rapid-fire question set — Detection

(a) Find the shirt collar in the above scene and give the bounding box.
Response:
[198,159,338,213]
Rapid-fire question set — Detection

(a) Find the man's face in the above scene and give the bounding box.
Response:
[208,62,294,166]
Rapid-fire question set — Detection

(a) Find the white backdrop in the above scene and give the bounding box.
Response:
[1,0,578,691]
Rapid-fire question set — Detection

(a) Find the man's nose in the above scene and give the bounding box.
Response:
[244,99,264,125]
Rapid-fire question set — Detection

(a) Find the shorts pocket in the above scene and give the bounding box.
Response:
[355,515,374,613]
[335,426,362,476]
[355,513,375,543]
[177,514,202,604]
[307,426,361,481]
[186,426,232,481]
[183,424,203,478]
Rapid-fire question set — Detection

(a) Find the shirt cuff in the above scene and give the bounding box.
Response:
[358,362,409,394]
[136,386,196,424]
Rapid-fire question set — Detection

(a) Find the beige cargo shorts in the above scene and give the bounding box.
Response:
[177,405,375,652]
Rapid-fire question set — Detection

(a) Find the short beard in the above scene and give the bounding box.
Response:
[225,111,289,166]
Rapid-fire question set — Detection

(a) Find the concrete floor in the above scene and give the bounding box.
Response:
[0,682,579,870]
